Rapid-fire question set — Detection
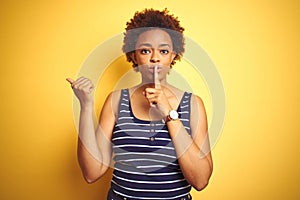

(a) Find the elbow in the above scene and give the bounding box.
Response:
[81,166,104,184]
[193,179,209,191]
[193,170,212,191]
[193,164,213,191]
[85,178,97,184]
[78,163,107,184]
[83,173,100,184]
[81,165,108,184]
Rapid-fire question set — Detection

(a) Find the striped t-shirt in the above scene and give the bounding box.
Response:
[111,89,192,199]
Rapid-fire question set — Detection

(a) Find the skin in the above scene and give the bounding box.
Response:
[66,28,213,191]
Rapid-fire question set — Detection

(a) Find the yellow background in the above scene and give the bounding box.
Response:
[1,0,299,199]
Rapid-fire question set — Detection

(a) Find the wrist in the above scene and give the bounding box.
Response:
[165,110,179,123]
[80,101,94,111]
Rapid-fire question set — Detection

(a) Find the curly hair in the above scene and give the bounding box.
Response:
[122,8,185,68]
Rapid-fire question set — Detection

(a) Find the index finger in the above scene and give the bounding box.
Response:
[154,66,160,89]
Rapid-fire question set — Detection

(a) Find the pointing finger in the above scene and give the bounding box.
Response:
[154,66,160,89]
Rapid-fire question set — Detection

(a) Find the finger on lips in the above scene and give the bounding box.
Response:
[154,66,160,89]
[143,66,161,106]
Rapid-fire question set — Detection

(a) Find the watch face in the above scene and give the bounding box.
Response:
[170,110,179,120]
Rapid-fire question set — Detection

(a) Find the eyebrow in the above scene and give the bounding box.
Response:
[137,43,171,48]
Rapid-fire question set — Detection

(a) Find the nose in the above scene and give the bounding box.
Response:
[150,50,160,63]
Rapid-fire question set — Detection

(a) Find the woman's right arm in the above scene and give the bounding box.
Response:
[67,77,117,183]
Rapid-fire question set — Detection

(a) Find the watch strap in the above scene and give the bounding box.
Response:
[165,114,172,123]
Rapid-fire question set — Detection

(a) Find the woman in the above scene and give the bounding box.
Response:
[67,8,213,200]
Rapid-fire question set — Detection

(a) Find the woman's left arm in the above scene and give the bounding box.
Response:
[166,94,213,191]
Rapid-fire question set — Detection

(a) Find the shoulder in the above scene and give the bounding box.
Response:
[191,94,205,107]
[103,89,122,104]
[102,89,123,116]
[108,89,122,100]
[189,94,208,138]
[190,94,206,114]
[190,94,207,122]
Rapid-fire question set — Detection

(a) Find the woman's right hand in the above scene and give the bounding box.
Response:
[66,77,94,108]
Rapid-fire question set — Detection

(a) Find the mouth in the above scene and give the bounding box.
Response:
[149,65,162,74]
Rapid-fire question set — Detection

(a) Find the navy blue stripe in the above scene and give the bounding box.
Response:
[111,89,192,198]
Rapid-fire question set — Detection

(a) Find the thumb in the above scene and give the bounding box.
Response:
[66,78,75,85]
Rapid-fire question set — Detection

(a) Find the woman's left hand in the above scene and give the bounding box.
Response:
[143,87,171,117]
[143,66,172,117]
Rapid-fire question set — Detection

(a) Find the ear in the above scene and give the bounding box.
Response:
[171,51,176,60]
[130,52,137,65]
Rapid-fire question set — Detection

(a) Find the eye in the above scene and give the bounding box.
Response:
[140,49,151,54]
[160,49,169,54]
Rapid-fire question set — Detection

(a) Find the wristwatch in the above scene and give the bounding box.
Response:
[166,110,179,122]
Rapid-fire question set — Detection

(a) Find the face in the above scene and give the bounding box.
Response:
[131,29,176,83]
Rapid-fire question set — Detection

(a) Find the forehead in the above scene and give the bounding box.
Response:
[135,29,173,47]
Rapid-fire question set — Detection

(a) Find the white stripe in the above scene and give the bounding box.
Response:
[114,152,176,159]
[155,137,172,141]
[120,110,130,113]
[118,116,134,120]
[155,130,168,133]
[178,111,189,114]
[182,100,189,104]
[113,144,174,150]
[137,165,166,169]
[112,136,172,142]
[155,123,166,126]
[113,129,149,133]
[114,166,180,176]
[181,105,189,108]
[113,174,184,184]
[180,119,189,122]
[116,122,150,127]
[112,136,149,141]
[113,189,190,200]
[122,98,128,101]
[118,158,178,166]
[112,179,190,192]
[121,103,129,107]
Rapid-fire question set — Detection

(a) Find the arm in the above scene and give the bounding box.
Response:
[67,77,117,183]
[166,95,213,191]
[144,85,212,190]
[137,67,212,190]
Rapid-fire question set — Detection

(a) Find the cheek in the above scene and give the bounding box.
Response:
[162,55,174,65]
[161,66,171,73]
[136,55,149,64]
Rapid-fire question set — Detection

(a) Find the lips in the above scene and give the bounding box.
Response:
[149,65,162,74]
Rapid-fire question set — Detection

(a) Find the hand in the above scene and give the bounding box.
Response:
[143,66,171,116]
[66,77,94,108]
